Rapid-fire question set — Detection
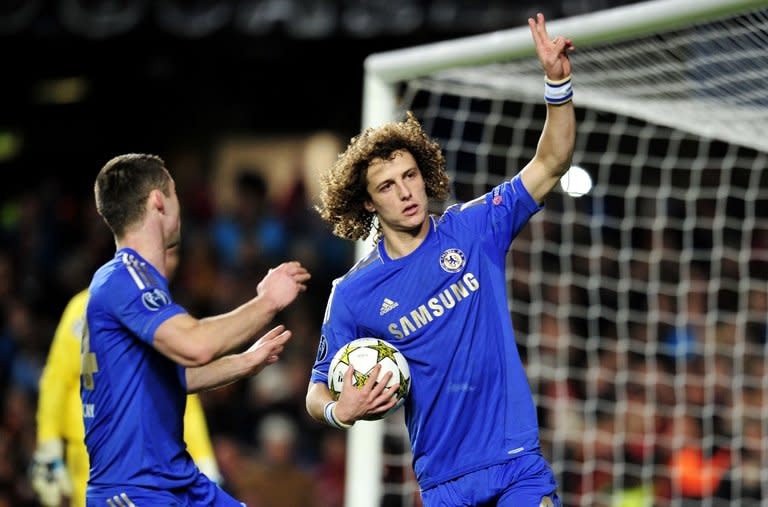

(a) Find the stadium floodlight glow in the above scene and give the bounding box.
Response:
[559,165,592,197]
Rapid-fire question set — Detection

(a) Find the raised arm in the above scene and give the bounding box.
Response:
[154,261,310,367]
[519,12,576,204]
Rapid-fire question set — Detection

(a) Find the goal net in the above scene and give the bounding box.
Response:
[349,1,768,506]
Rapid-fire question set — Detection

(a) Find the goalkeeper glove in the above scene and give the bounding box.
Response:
[30,440,73,507]
[197,456,223,485]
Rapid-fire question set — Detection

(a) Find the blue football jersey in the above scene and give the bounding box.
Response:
[311,175,544,490]
[82,248,195,496]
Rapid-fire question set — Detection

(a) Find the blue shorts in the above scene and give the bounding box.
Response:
[86,472,244,506]
[420,453,560,507]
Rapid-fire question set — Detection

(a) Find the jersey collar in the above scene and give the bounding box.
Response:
[376,216,436,263]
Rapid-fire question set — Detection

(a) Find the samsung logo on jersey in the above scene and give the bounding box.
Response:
[387,272,479,338]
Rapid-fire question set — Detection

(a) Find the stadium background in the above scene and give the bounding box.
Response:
[0,1,715,506]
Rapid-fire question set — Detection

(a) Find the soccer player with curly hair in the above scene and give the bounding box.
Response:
[307,13,575,506]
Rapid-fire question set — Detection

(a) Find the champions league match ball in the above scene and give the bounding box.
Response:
[328,338,411,420]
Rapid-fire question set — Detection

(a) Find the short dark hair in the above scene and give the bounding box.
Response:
[94,153,171,238]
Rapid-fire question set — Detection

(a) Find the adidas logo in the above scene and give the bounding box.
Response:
[379,298,399,316]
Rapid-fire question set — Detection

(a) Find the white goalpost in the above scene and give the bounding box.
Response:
[349,1,768,506]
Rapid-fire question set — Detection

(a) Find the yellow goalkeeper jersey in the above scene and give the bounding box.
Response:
[36,289,219,507]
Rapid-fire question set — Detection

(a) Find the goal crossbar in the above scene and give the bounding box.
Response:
[365,0,765,83]
[363,0,768,153]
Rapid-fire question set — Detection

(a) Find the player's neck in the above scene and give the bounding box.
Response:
[116,225,167,276]
[381,218,430,259]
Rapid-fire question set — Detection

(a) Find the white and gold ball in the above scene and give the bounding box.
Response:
[328,337,411,419]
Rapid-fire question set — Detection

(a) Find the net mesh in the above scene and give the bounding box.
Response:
[377,6,768,507]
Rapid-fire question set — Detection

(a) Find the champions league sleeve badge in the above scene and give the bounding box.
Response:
[316,335,328,362]
[141,288,171,311]
[439,248,466,273]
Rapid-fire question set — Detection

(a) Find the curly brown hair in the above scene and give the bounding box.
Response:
[316,111,451,241]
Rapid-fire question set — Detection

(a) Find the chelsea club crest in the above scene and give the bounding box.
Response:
[439,248,465,273]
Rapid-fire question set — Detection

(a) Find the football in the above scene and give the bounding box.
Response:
[327,337,411,419]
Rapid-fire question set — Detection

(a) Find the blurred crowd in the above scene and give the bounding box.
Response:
[0,133,354,507]
[509,190,768,506]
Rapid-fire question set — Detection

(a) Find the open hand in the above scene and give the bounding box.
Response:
[244,325,292,375]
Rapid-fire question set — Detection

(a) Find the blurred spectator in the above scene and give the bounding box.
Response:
[659,265,709,361]
[213,435,261,503]
[2,298,45,395]
[210,169,289,272]
[243,413,319,507]
[313,431,346,507]
[0,387,37,506]
[174,228,220,315]
[668,413,731,500]
[715,416,763,503]
[168,143,216,226]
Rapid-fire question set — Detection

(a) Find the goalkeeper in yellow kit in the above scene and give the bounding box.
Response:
[31,246,222,507]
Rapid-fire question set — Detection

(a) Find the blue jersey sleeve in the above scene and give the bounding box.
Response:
[311,281,358,385]
[103,270,187,346]
[447,174,542,251]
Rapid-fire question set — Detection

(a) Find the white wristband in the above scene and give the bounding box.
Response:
[544,75,573,105]
[324,401,353,429]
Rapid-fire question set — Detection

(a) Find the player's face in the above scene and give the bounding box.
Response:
[364,149,429,236]
[163,177,182,247]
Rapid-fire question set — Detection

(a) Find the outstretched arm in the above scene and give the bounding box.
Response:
[155,261,310,367]
[186,325,292,392]
[520,12,576,203]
